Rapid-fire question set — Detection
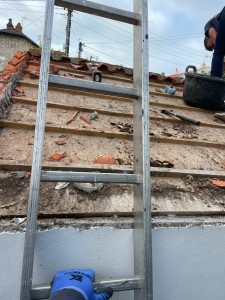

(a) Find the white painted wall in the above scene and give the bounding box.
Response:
[1,225,225,300]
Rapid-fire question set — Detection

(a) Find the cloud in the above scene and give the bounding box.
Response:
[149,9,169,35]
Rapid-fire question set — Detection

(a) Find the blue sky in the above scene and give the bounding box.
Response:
[0,0,225,75]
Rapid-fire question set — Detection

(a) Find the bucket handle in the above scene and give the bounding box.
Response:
[185,65,197,73]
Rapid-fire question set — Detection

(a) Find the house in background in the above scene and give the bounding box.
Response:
[0,18,39,70]
[197,62,211,74]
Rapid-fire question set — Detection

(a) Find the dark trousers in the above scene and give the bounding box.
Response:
[211,7,225,77]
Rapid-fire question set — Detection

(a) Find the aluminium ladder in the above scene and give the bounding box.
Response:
[19,0,152,299]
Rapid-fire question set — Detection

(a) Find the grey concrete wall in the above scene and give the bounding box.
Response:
[1,225,225,300]
[0,34,33,70]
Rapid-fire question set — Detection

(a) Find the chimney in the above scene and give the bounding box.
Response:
[15,22,22,32]
[6,18,15,31]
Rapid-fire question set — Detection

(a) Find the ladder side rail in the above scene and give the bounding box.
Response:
[55,0,139,25]
[133,1,153,300]
[19,1,55,299]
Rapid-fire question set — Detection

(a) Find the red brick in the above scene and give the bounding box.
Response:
[2,74,11,81]
[15,50,26,60]
[10,57,23,66]
[3,64,17,74]
[29,58,40,64]
[27,65,40,72]
[49,64,59,75]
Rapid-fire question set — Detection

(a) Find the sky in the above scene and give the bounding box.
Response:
[0,0,225,75]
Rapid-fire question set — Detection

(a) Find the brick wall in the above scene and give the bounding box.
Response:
[0,34,36,70]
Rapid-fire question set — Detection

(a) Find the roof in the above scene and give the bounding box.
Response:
[1,50,225,226]
[0,29,39,48]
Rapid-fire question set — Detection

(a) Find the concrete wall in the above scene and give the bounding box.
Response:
[1,225,225,300]
[0,34,33,70]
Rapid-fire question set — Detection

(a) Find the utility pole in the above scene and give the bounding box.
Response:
[78,41,83,58]
[65,9,72,57]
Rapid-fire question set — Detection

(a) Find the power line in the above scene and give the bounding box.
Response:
[83,40,132,45]
[75,11,132,39]
[150,33,203,39]
[74,13,90,41]
[150,44,205,66]
[152,39,209,57]
[0,7,45,13]
[76,11,132,36]
[151,36,203,41]
[149,55,187,68]
[149,31,206,54]
[0,0,45,2]
[73,11,207,61]
[84,45,132,67]
[23,15,44,29]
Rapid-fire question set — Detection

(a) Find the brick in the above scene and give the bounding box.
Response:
[27,64,40,72]
[2,74,11,81]
[29,58,40,64]
[10,57,23,67]
[49,64,59,75]
[3,64,17,74]
[15,50,26,60]
[53,66,59,75]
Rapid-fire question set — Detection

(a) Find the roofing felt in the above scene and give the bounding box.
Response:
[1,51,225,222]
[0,29,39,48]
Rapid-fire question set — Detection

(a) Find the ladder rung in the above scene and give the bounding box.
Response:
[31,277,142,299]
[48,74,139,99]
[55,0,139,25]
[41,171,141,184]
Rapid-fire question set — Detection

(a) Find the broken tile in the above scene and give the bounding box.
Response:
[49,151,67,161]
[55,140,67,145]
[80,114,91,124]
[211,180,225,187]
[14,87,25,94]
[94,155,116,165]
[66,110,79,124]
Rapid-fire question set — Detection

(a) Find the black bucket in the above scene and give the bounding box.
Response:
[183,65,225,111]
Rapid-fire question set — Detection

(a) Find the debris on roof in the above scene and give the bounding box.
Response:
[1,50,225,220]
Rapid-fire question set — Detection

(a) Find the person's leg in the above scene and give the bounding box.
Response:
[211,7,225,77]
